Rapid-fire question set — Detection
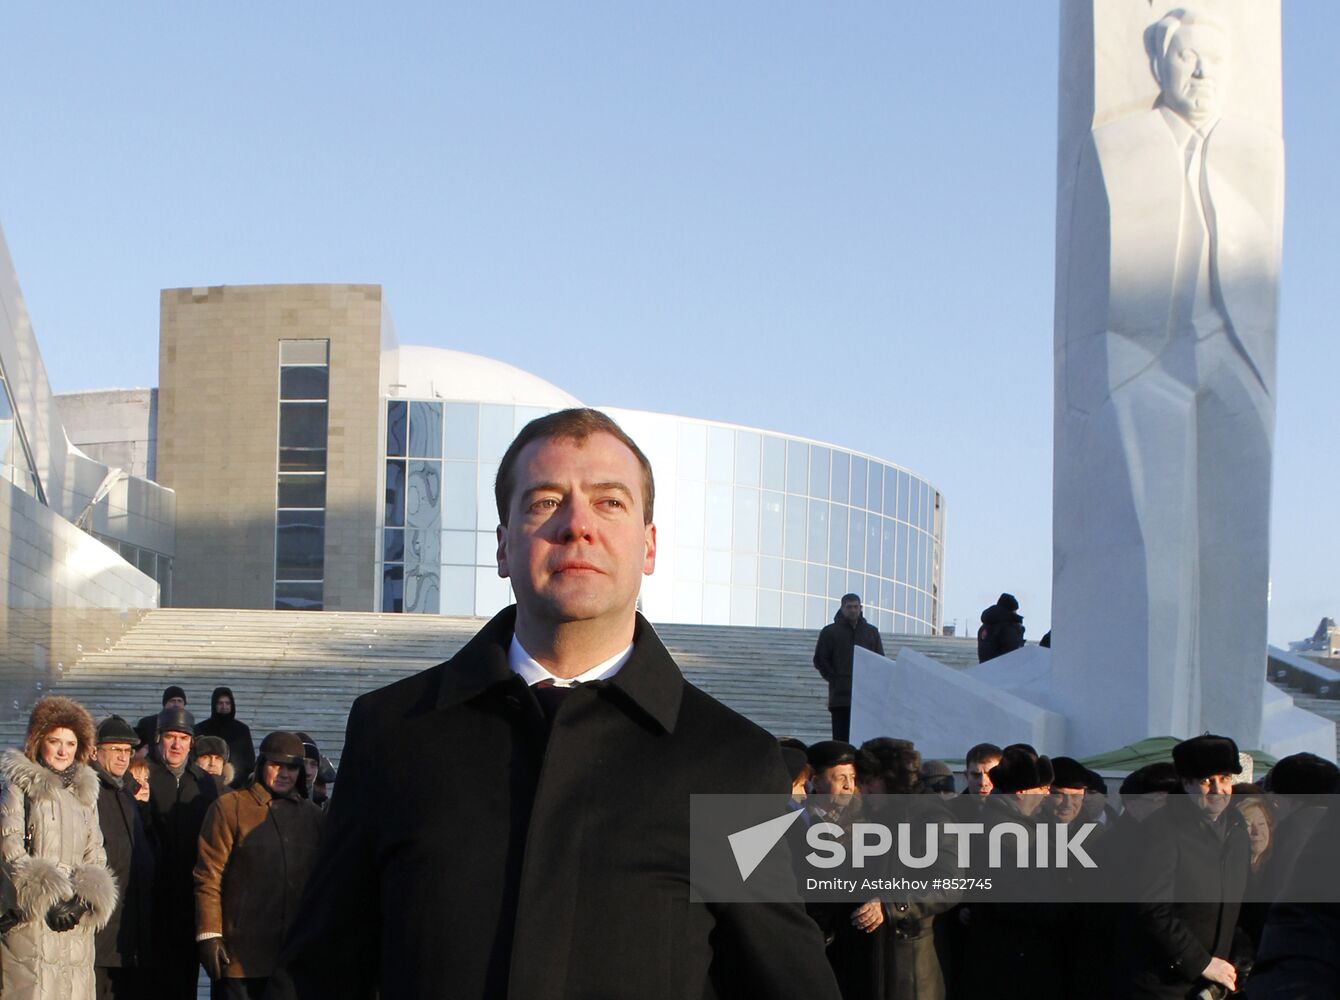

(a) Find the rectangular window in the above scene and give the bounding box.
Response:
[276,340,329,610]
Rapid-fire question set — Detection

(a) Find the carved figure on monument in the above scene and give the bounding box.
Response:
[1053,4,1284,751]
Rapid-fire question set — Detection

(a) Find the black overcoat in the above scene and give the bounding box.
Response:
[1117,795,1249,999]
[812,613,885,709]
[92,766,155,969]
[271,607,841,1000]
[145,759,218,961]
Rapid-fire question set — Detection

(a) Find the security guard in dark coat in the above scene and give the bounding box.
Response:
[813,595,885,742]
[1117,734,1251,999]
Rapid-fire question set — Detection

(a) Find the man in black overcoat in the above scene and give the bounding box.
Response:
[194,686,256,788]
[91,715,156,1000]
[271,408,841,1000]
[813,595,884,741]
[1116,734,1250,999]
[145,706,219,999]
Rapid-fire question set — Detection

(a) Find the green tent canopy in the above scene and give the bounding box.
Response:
[1079,736,1276,776]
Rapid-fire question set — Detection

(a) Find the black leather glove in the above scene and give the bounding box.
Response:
[45,897,90,932]
[199,937,231,980]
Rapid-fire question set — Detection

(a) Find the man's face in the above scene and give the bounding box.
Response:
[813,763,857,808]
[164,696,186,710]
[305,758,319,786]
[262,760,300,796]
[1182,773,1235,819]
[840,599,861,625]
[95,742,134,778]
[197,754,225,777]
[1050,787,1085,824]
[497,433,656,632]
[214,694,232,715]
[966,757,999,796]
[1159,23,1229,125]
[160,731,192,768]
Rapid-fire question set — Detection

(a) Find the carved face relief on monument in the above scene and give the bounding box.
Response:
[1150,11,1230,126]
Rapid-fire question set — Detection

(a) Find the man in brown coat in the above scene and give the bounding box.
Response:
[193,732,323,999]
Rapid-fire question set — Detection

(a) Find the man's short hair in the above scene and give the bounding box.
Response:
[840,593,861,606]
[965,742,1003,767]
[494,408,655,526]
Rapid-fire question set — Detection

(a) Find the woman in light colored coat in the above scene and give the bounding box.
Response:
[0,696,118,1000]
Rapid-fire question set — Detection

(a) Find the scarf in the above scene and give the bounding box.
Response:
[41,759,79,788]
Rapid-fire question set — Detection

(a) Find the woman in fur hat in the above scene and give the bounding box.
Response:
[0,696,119,1000]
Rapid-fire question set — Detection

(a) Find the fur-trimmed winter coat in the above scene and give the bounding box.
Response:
[0,751,119,1000]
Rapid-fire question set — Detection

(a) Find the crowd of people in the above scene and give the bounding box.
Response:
[780,732,1340,999]
[0,687,335,999]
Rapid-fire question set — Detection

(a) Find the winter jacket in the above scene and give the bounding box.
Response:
[194,781,323,978]
[976,604,1025,663]
[813,612,885,709]
[1117,795,1250,999]
[0,751,119,1000]
[195,687,256,788]
[92,765,155,969]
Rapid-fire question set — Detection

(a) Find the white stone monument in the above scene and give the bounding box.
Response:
[855,1,1334,761]
[1051,0,1282,754]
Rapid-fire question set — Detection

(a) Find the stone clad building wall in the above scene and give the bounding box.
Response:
[157,285,383,611]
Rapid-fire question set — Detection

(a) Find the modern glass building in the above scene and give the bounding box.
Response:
[376,349,944,634]
[0,222,172,700]
[118,284,945,632]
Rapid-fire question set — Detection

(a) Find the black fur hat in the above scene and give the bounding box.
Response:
[1172,734,1242,780]
[989,746,1053,793]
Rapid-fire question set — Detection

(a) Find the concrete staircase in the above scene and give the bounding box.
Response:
[0,608,979,766]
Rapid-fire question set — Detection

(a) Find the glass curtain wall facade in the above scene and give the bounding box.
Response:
[378,399,944,634]
[275,340,330,611]
[0,360,42,501]
[381,399,553,615]
[609,413,943,634]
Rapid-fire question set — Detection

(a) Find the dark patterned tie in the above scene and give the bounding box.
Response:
[531,679,578,721]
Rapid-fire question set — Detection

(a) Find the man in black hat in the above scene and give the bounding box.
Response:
[813,595,884,742]
[1047,756,1091,829]
[1260,752,1340,892]
[92,715,156,999]
[1117,734,1250,999]
[805,740,885,1000]
[145,706,220,999]
[134,685,187,756]
[962,745,1065,999]
[271,408,840,999]
[195,731,323,999]
[976,593,1025,663]
[193,735,232,791]
[195,687,255,788]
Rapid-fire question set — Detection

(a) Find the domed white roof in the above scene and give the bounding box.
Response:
[389,346,583,408]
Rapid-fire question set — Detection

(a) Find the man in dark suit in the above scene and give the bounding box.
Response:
[271,408,840,1000]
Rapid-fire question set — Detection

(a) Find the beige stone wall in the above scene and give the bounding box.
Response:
[158,285,383,611]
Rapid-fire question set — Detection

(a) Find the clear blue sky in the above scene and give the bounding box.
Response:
[0,4,1334,646]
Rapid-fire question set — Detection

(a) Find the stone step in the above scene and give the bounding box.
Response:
[2,608,976,768]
